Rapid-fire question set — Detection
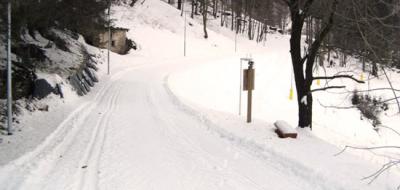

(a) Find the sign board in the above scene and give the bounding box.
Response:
[243,69,254,91]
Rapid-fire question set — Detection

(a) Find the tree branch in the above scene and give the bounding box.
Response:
[335,142,400,187]
[313,75,365,83]
[382,96,400,103]
[317,99,356,109]
[362,160,400,185]
[311,86,346,93]
[376,125,400,137]
[305,0,338,83]
[335,145,400,156]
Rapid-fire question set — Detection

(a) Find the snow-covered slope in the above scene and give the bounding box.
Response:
[0,0,399,189]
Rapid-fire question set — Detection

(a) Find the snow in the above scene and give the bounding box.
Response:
[0,0,399,189]
[168,34,400,165]
[301,95,307,105]
[274,120,297,134]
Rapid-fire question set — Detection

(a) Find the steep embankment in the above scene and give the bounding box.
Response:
[0,28,107,164]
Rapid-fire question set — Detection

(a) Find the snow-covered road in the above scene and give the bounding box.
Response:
[0,62,327,190]
[1,59,397,190]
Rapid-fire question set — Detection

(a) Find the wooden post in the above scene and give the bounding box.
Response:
[247,86,252,123]
[243,61,254,123]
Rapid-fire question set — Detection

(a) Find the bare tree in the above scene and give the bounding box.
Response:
[201,0,208,38]
[282,0,365,129]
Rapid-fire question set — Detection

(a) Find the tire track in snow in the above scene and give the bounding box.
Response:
[17,83,118,190]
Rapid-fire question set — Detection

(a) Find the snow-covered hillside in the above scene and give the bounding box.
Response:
[0,0,399,189]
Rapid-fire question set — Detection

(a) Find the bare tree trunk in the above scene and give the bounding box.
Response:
[195,0,199,15]
[247,0,253,40]
[230,0,234,31]
[287,0,338,129]
[202,0,208,38]
[220,0,224,26]
[177,0,182,10]
[372,63,378,77]
[256,21,261,42]
[362,50,366,72]
[213,0,217,18]
[343,52,347,67]
[191,0,195,18]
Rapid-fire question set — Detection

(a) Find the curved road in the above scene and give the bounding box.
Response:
[0,61,393,190]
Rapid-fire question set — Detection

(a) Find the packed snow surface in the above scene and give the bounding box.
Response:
[0,0,399,189]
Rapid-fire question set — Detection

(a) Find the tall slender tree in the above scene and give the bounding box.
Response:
[201,0,208,38]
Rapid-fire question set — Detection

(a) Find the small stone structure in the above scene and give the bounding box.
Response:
[98,27,130,54]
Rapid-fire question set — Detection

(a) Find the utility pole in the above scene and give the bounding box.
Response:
[6,0,13,135]
[107,0,111,75]
[183,0,187,57]
[184,10,187,56]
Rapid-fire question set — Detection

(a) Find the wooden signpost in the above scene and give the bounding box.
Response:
[243,61,254,123]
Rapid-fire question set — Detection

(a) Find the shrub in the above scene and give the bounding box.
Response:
[351,90,389,127]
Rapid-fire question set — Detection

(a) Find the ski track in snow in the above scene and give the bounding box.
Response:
[163,76,341,190]
[76,85,122,190]
[0,65,144,190]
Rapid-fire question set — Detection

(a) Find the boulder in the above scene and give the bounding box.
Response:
[77,73,90,93]
[85,68,99,82]
[69,74,85,96]
[82,70,94,87]
[32,79,55,100]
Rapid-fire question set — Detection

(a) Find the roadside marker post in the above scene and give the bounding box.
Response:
[243,61,255,123]
[239,57,255,123]
[239,57,252,116]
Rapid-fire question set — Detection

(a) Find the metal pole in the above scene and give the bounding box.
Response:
[184,10,187,57]
[239,60,242,115]
[107,1,111,75]
[235,30,237,53]
[6,0,12,135]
